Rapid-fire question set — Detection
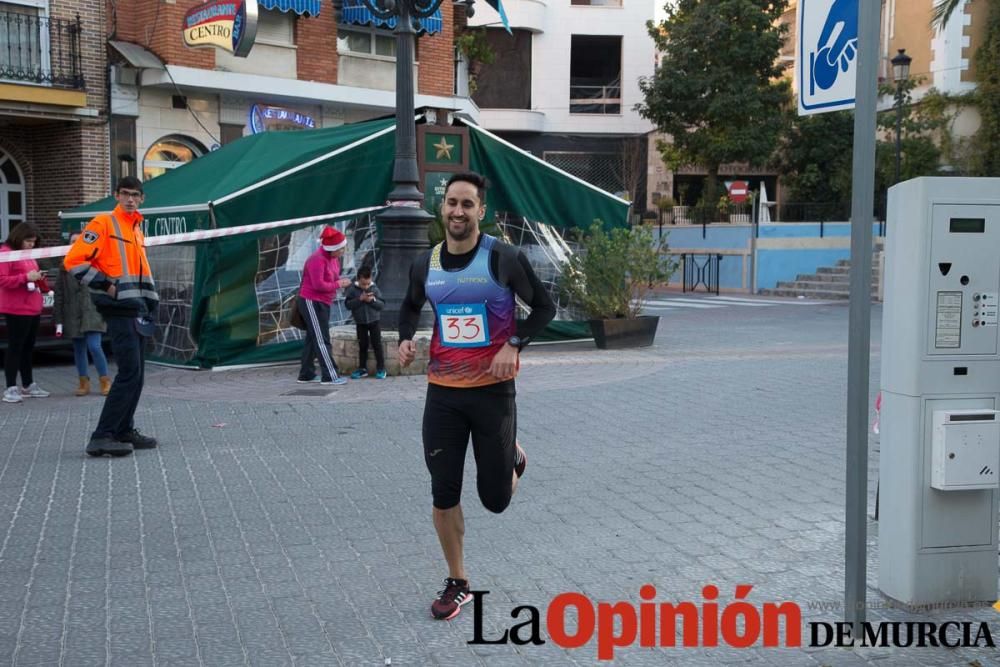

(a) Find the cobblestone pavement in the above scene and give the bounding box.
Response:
[2,298,999,666]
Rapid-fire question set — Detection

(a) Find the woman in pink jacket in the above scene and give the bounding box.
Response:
[296,226,351,385]
[0,222,50,403]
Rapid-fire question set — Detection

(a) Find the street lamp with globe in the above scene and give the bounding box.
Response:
[333,0,479,328]
[891,48,912,185]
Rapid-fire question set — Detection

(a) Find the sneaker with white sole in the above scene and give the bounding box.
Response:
[321,377,348,386]
[375,369,387,379]
[21,383,49,398]
[431,578,471,620]
[2,386,22,403]
[350,368,368,379]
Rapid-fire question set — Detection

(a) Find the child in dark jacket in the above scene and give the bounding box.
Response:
[344,266,386,379]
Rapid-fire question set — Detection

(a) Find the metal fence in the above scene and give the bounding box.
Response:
[568,82,622,114]
[660,202,883,225]
[0,10,83,89]
[543,151,623,198]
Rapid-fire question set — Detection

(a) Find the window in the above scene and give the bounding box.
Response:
[337,27,396,58]
[0,149,25,241]
[220,123,245,145]
[143,135,206,181]
[0,0,49,84]
[470,28,532,109]
[569,35,622,114]
[111,116,137,191]
[256,8,294,45]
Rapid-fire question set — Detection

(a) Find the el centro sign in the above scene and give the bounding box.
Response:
[182,0,258,58]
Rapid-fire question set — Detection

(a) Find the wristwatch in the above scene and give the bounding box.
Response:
[507,335,522,350]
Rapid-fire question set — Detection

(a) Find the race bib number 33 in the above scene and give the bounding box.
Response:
[437,303,490,347]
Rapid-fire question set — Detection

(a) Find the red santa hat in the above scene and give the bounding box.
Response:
[320,226,347,252]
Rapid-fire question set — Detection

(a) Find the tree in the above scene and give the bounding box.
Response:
[969,0,1000,176]
[873,78,945,212]
[932,0,964,29]
[637,0,791,203]
[777,79,954,219]
[774,108,854,211]
[614,135,647,206]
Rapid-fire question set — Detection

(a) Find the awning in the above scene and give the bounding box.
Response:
[461,119,631,229]
[108,40,165,70]
[259,0,322,14]
[341,0,443,34]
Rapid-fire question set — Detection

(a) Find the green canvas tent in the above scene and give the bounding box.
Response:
[62,117,629,367]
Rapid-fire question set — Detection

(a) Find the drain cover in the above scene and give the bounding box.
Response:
[281,388,334,397]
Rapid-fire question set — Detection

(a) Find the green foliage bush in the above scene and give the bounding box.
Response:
[560,222,676,320]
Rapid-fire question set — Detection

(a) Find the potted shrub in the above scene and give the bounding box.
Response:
[560,221,677,349]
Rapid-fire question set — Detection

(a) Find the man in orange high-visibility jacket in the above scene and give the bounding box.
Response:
[64,176,159,458]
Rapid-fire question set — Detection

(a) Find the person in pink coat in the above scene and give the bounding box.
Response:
[0,222,50,403]
[296,226,352,385]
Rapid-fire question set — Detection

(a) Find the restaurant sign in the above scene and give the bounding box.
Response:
[182,0,259,58]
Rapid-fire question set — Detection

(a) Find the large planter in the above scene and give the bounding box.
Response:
[588,315,660,349]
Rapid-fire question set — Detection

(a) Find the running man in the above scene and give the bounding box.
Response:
[398,172,556,620]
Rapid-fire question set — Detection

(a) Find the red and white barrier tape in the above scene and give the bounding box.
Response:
[0,205,386,263]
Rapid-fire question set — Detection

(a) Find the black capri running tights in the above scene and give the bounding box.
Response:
[422,382,517,512]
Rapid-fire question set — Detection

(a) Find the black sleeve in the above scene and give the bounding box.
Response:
[52,270,67,323]
[370,285,385,311]
[495,245,557,346]
[398,252,430,342]
[344,286,361,311]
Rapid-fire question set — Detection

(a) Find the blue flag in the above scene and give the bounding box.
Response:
[484,0,511,33]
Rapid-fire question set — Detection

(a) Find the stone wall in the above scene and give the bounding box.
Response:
[329,327,431,376]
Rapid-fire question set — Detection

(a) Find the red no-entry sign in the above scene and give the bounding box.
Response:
[728,180,749,203]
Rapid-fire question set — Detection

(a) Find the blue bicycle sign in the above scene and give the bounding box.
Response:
[798,0,859,115]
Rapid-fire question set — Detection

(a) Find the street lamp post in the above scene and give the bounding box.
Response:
[891,48,912,185]
[342,0,475,328]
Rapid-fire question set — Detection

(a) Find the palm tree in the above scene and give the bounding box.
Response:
[931,0,964,29]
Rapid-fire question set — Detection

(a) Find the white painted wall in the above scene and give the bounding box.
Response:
[137,88,221,172]
[471,0,656,136]
[137,88,365,177]
[930,0,977,95]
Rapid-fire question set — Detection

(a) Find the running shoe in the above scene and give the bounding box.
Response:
[321,377,348,386]
[431,578,471,620]
[514,443,527,478]
[375,369,387,379]
[2,386,22,403]
[297,376,319,384]
[21,383,50,398]
[350,368,368,379]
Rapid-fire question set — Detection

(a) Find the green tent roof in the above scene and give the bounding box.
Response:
[466,121,630,229]
[64,116,629,232]
[63,117,396,219]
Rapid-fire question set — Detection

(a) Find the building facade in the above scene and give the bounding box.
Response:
[467,0,655,212]
[880,0,988,143]
[107,0,472,202]
[0,0,108,242]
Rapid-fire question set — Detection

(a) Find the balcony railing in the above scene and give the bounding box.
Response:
[0,11,83,89]
[569,81,621,114]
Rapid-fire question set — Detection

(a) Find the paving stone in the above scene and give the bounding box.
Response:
[4,302,995,665]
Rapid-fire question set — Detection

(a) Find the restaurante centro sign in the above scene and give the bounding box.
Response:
[182,0,259,57]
